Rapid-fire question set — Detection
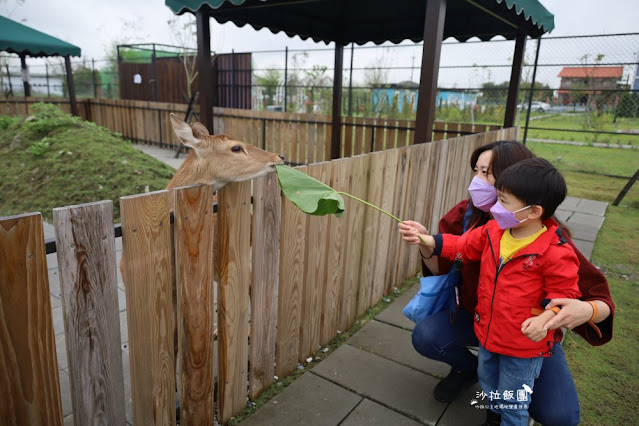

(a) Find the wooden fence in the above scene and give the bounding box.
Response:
[1,97,504,165]
[0,127,517,425]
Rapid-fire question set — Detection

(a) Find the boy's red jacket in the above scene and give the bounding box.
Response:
[437,218,582,358]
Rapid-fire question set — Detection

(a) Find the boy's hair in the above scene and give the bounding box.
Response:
[495,158,567,220]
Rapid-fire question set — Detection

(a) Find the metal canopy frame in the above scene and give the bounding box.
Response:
[182,0,546,158]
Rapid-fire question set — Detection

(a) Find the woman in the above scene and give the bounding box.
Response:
[398,141,615,426]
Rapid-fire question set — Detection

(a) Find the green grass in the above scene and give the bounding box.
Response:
[521,113,639,146]
[0,103,175,222]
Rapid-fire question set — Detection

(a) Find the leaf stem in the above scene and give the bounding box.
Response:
[336,192,403,223]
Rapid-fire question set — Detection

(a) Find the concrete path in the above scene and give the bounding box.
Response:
[40,144,608,425]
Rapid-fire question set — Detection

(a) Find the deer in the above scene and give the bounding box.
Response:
[121,114,285,385]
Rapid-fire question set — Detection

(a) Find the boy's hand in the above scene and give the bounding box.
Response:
[521,314,551,342]
[398,221,428,245]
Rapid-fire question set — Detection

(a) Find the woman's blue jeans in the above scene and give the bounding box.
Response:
[411,309,580,425]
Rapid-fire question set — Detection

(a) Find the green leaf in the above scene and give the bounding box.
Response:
[275,164,345,217]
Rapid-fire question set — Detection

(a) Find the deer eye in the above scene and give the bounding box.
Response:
[231,145,242,153]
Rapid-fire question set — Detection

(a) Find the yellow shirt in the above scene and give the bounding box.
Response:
[499,226,548,267]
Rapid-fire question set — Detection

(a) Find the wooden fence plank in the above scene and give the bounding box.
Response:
[385,147,409,293]
[217,181,252,423]
[356,152,385,315]
[371,149,399,302]
[120,190,175,426]
[321,159,349,345]
[0,213,63,426]
[339,155,369,330]
[174,184,216,425]
[299,163,329,359]
[52,201,126,425]
[276,169,306,377]
[249,174,281,399]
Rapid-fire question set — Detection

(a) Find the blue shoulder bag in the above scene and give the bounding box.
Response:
[402,208,471,324]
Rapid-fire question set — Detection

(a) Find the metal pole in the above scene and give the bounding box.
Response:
[45,63,50,97]
[196,10,214,132]
[348,43,354,116]
[20,54,31,97]
[64,55,78,116]
[330,43,344,159]
[284,46,288,112]
[523,38,541,145]
[231,49,236,108]
[152,44,159,102]
[504,31,527,128]
[414,0,447,144]
[92,58,98,98]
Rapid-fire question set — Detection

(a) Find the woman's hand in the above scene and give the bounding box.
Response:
[542,298,597,331]
[398,220,428,245]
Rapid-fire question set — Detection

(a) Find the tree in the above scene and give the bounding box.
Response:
[255,67,282,107]
[168,15,198,99]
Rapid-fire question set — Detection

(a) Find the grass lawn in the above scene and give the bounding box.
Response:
[530,142,639,425]
[0,103,175,222]
[520,112,639,146]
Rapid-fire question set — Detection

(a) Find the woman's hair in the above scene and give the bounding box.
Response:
[467,140,535,227]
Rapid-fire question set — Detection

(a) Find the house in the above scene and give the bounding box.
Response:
[557,66,623,105]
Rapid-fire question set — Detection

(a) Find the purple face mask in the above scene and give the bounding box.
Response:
[468,176,497,212]
[490,202,531,230]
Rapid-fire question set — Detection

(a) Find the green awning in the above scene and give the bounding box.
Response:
[165,0,554,44]
[0,15,81,57]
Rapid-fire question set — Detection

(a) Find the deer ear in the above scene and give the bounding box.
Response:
[190,122,210,137]
[170,113,201,154]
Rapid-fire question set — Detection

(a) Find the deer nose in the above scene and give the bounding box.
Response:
[278,155,286,161]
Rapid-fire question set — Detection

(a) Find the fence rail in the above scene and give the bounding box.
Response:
[0,127,517,424]
[1,97,503,164]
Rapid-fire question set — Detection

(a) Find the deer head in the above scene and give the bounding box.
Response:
[167,113,285,191]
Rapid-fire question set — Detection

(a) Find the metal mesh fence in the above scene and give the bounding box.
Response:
[1,33,638,145]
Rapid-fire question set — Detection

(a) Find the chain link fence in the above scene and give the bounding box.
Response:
[1,33,638,145]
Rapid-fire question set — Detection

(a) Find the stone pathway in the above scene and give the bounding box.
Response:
[41,143,608,425]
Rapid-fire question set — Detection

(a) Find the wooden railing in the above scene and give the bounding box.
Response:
[1,97,504,165]
[0,127,517,425]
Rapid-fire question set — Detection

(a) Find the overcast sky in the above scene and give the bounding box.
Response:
[4,0,638,59]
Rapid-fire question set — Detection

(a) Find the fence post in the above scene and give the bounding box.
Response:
[92,58,97,98]
[0,213,64,425]
[284,46,288,112]
[348,43,354,117]
[523,37,542,145]
[45,63,50,97]
[231,49,236,108]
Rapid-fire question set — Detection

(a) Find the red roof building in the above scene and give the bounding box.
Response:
[557,66,624,105]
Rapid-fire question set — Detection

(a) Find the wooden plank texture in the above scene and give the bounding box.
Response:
[174,185,216,425]
[120,190,176,426]
[0,213,63,426]
[217,181,252,423]
[249,174,281,399]
[276,169,306,377]
[52,201,126,425]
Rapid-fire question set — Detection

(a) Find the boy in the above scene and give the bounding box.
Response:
[415,158,581,426]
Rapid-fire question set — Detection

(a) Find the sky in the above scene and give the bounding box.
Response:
[2,0,639,88]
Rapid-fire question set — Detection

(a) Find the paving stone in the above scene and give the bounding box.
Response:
[575,199,608,216]
[52,305,65,336]
[48,268,62,298]
[437,381,484,426]
[118,288,128,313]
[56,334,68,371]
[240,372,362,426]
[554,209,572,223]
[121,347,133,425]
[568,212,605,228]
[58,368,72,417]
[340,398,423,426]
[564,222,599,242]
[51,294,62,309]
[63,414,73,426]
[348,320,449,378]
[312,344,447,424]
[47,251,59,269]
[120,310,128,345]
[375,284,418,331]
[559,196,580,209]
[572,239,594,260]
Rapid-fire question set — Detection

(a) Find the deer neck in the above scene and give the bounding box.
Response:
[165,152,222,210]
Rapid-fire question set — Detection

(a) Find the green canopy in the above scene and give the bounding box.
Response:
[165,0,554,43]
[0,15,81,57]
